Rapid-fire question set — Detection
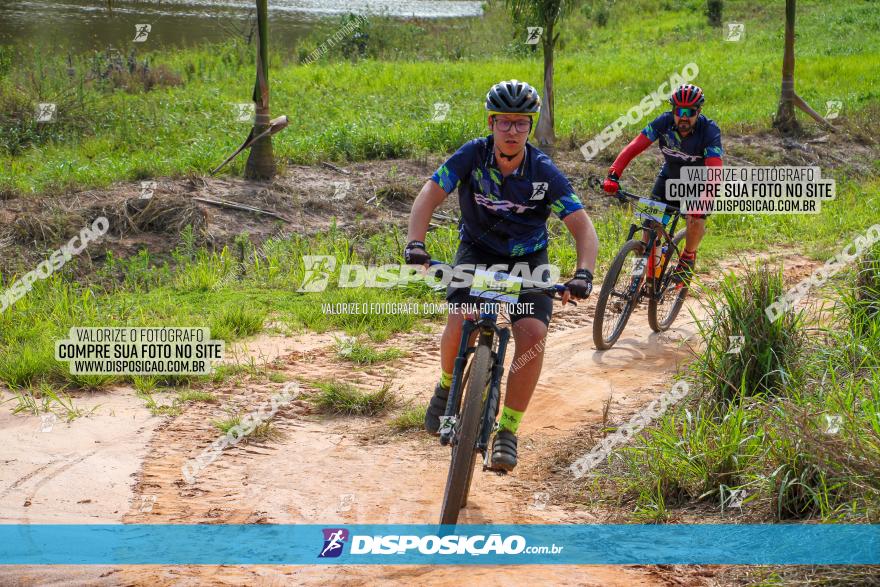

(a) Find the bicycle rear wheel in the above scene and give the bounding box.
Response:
[593,239,646,350]
[439,340,492,525]
[648,229,688,332]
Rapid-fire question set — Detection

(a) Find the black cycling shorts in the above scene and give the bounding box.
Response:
[444,240,554,327]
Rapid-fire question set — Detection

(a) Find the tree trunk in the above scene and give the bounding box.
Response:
[245,0,275,180]
[707,0,723,27]
[773,0,799,134]
[534,24,557,149]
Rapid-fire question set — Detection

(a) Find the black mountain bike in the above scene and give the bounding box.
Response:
[429,261,570,526]
[589,177,690,350]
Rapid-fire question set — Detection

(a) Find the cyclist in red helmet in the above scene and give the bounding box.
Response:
[602,84,723,283]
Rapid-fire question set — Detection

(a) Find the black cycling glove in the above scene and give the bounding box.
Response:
[565,268,593,299]
[404,240,431,265]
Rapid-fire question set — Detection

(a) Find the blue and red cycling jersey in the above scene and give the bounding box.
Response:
[430,135,584,257]
[641,111,724,180]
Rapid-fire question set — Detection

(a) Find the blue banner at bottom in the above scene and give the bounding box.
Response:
[0,524,877,565]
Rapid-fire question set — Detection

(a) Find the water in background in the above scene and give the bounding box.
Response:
[0,0,484,52]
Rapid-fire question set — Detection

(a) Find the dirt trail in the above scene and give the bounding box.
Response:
[0,251,822,586]
[91,295,700,586]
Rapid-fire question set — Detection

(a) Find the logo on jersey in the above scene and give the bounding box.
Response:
[530,182,548,200]
[474,193,537,214]
[659,145,702,162]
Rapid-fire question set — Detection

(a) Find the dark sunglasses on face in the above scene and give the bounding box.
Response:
[674,107,699,118]
[493,117,532,133]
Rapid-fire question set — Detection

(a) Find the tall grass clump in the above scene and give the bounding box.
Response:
[309,380,397,416]
[692,264,805,405]
[593,258,880,526]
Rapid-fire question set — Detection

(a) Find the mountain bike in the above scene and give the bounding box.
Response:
[429,261,570,526]
[589,177,689,350]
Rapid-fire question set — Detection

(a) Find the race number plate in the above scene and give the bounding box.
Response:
[470,268,522,304]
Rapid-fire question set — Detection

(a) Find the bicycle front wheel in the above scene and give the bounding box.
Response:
[593,239,646,350]
[439,340,492,526]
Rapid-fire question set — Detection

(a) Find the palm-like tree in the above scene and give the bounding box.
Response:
[772,0,834,135]
[245,0,275,179]
[503,0,582,148]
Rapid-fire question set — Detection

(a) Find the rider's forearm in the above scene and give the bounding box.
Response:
[609,133,653,176]
[562,210,599,274]
[407,180,448,243]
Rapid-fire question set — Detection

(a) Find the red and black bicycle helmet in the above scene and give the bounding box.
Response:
[669,84,705,109]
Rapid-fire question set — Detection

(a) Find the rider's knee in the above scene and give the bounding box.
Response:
[512,318,547,347]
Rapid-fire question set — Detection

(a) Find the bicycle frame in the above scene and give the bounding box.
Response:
[428,262,566,460]
[619,190,684,302]
[439,308,509,462]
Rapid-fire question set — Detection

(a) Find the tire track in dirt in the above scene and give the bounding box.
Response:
[3,251,817,585]
[113,296,704,586]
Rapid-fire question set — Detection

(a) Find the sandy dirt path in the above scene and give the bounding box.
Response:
[0,252,822,585]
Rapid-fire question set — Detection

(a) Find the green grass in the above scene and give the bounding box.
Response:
[268,371,288,384]
[389,404,428,432]
[309,379,397,416]
[1,0,878,194]
[0,223,444,392]
[212,413,284,442]
[177,389,219,404]
[593,260,880,523]
[691,264,806,404]
[2,178,879,395]
[138,392,183,417]
[4,381,97,421]
[335,335,406,364]
[138,388,218,416]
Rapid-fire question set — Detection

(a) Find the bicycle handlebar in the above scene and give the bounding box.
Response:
[587,175,678,217]
[426,260,575,304]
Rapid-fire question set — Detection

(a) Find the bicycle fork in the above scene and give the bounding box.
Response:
[479,328,509,463]
[439,320,509,458]
[439,319,477,446]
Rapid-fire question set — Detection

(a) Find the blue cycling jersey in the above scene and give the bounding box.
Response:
[430,135,584,257]
[642,112,724,179]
